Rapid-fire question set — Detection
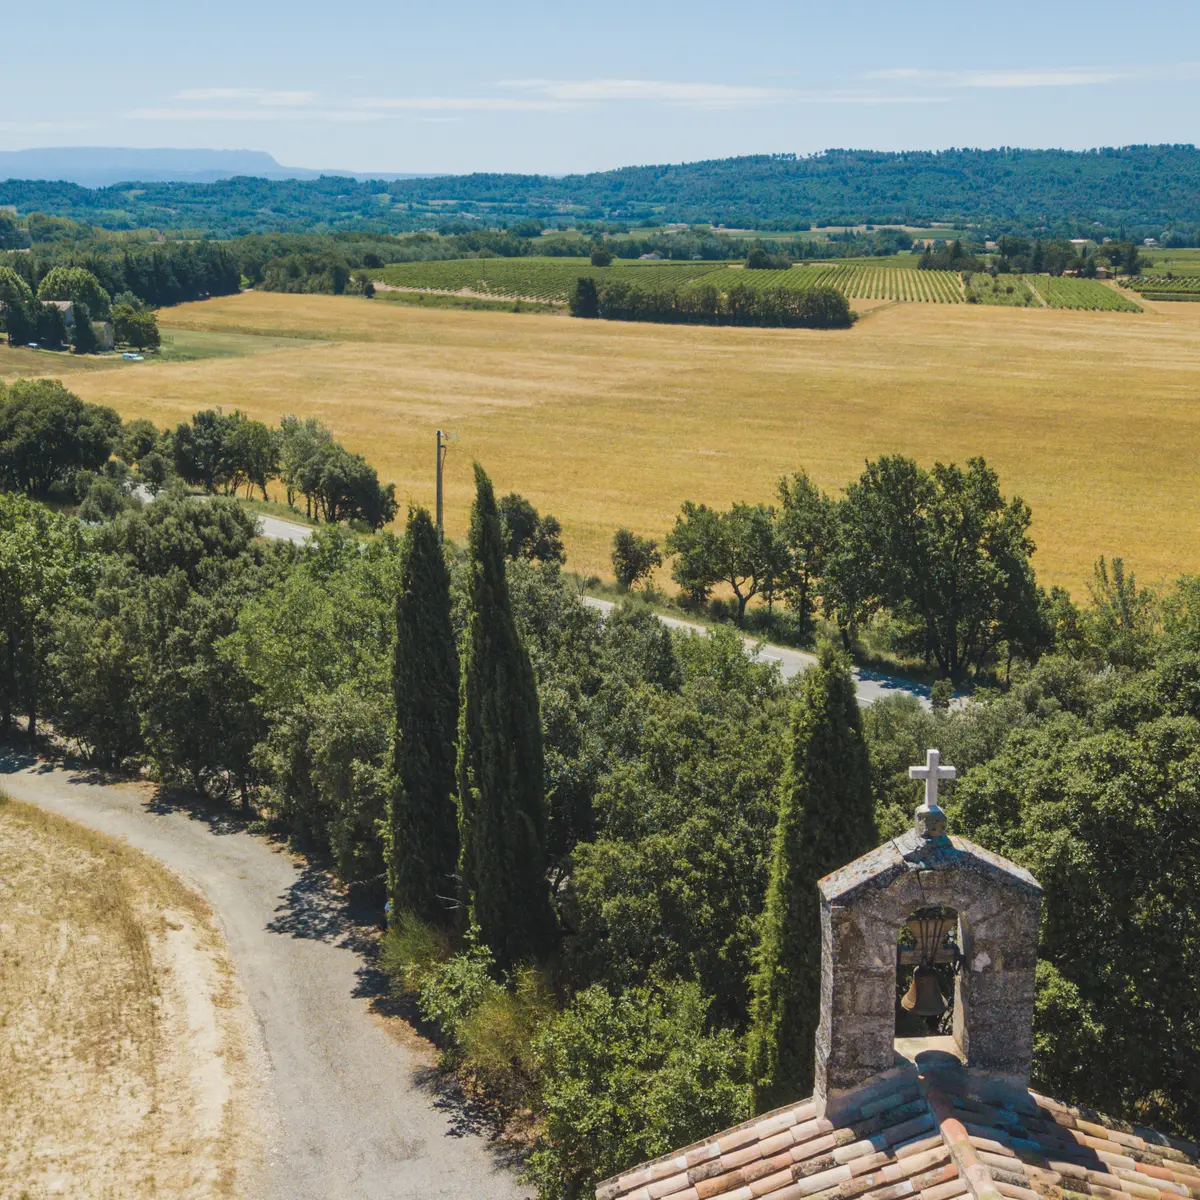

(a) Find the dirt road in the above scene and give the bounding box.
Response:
[0,749,529,1200]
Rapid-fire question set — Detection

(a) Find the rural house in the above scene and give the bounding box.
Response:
[597,751,1200,1200]
[43,299,115,351]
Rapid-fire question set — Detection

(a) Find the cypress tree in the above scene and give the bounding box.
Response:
[457,463,557,970]
[746,647,876,1110]
[386,506,460,924]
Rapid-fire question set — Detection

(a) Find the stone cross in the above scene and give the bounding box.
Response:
[909,748,955,838]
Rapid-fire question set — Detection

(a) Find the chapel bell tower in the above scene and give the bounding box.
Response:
[814,750,1043,1118]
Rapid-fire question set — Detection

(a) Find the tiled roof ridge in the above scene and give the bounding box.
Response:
[920,1078,1005,1200]
[594,1070,1200,1200]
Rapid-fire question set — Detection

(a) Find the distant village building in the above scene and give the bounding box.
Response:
[1144,237,1159,247]
[638,252,663,260]
[597,750,1200,1200]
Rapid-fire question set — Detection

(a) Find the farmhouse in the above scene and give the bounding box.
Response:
[43,299,115,351]
[597,752,1200,1200]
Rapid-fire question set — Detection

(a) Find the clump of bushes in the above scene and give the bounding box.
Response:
[571,277,853,329]
[381,910,751,1199]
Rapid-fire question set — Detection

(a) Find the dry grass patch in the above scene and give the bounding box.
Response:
[11,290,1200,593]
[0,792,263,1199]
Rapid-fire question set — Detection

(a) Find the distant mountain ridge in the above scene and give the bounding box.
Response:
[2,146,1199,235]
[0,147,434,187]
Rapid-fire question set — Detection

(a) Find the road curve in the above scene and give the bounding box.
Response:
[581,596,932,708]
[0,750,529,1200]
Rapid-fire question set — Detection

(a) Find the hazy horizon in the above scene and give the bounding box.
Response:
[3,0,1199,176]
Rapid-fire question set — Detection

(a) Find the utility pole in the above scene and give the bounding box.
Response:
[436,429,447,538]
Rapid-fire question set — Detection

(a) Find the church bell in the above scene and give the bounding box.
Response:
[901,964,947,1017]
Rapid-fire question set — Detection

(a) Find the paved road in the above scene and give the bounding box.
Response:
[257,513,315,544]
[240,514,929,706]
[581,596,933,708]
[0,750,529,1200]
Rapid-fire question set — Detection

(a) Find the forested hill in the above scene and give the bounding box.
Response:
[3,145,1200,235]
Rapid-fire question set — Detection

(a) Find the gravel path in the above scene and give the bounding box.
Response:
[0,749,529,1200]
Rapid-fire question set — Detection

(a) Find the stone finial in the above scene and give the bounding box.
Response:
[909,749,954,839]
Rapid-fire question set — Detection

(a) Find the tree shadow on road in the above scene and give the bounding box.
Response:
[145,783,258,837]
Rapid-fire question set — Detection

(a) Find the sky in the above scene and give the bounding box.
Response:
[3,0,1199,175]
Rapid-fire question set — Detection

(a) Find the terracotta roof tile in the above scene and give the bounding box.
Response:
[596,1065,1200,1200]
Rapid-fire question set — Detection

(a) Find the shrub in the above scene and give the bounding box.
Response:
[459,965,557,1109]
[611,528,662,591]
[569,276,599,318]
[380,908,455,995]
[526,982,751,1200]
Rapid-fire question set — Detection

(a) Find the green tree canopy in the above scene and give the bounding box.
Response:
[456,463,557,970]
[0,378,120,494]
[387,507,460,924]
[745,647,876,1109]
[36,265,112,319]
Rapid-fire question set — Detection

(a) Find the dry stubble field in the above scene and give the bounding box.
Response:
[6,290,1200,593]
[0,792,263,1199]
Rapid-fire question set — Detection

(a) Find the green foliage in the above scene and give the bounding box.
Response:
[569,276,599,317]
[1085,556,1157,667]
[526,982,751,1200]
[589,245,613,267]
[565,628,785,1021]
[611,528,662,592]
[387,507,459,923]
[457,464,557,970]
[69,302,98,354]
[746,245,790,269]
[0,491,96,734]
[112,304,160,350]
[666,500,781,621]
[11,146,1200,233]
[459,966,557,1108]
[594,279,853,328]
[36,265,111,318]
[0,378,121,494]
[775,471,833,637]
[826,455,1046,676]
[745,648,875,1109]
[498,492,566,565]
[0,265,33,307]
[229,528,401,869]
[950,669,1200,1138]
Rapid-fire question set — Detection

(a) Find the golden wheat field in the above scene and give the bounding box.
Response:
[5,290,1200,593]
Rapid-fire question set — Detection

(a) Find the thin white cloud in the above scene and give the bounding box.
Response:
[174,87,319,106]
[129,77,949,124]
[130,107,383,123]
[502,78,791,108]
[348,96,568,112]
[870,66,1128,88]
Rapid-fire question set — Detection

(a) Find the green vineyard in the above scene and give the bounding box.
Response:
[1027,277,1143,312]
[1131,275,1200,300]
[370,257,1144,313]
[371,257,717,303]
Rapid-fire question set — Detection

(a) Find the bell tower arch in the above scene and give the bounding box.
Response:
[813,750,1042,1118]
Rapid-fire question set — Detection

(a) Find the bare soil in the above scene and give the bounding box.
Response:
[0,792,265,1199]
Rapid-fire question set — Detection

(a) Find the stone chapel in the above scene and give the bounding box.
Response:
[596,750,1200,1200]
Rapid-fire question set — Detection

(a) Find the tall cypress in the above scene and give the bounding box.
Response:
[746,647,876,1110]
[386,506,460,924]
[456,464,557,970]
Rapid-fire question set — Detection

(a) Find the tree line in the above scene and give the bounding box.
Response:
[0,377,397,532]
[569,277,854,328]
[1,264,161,352]
[3,433,1199,1194]
[629,459,1042,680]
[7,146,1200,235]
